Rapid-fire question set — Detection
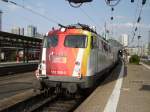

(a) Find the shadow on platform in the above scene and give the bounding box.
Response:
[97,61,127,87]
[140,84,150,91]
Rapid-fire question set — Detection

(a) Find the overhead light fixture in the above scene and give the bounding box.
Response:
[142,0,146,5]
[67,0,93,3]
[67,0,93,8]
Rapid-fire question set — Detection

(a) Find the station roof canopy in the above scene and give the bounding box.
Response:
[0,31,42,49]
[0,31,42,42]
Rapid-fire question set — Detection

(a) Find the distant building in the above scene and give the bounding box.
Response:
[11,27,20,35]
[143,44,149,56]
[127,47,142,56]
[11,27,24,35]
[120,34,128,47]
[0,10,2,31]
[148,31,150,55]
[35,32,44,39]
[128,44,150,56]
[20,28,24,36]
[27,25,37,37]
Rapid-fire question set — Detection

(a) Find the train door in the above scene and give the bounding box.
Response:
[91,36,98,73]
[97,39,102,71]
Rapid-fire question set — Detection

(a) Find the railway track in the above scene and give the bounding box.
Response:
[34,96,82,112]
[0,89,84,112]
[0,89,56,112]
[0,62,119,112]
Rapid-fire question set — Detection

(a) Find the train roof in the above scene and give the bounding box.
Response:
[49,23,115,46]
[58,23,97,34]
[108,39,123,47]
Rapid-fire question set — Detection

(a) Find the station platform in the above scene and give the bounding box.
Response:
[0,61,39,75]
[0,60,39,67]
[75,62,150,112]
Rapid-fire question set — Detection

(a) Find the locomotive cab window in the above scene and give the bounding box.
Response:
[64,35,87,48]
[91,36,97,49]
[43,35,58,48]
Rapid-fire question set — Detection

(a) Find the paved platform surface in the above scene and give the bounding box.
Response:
[75,63,150,112]
[0,72,36,100]
[117,63,150,112]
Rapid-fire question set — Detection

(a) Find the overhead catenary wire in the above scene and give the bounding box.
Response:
[21,0,66,25]
[0,0,60,25]
[129,0,140,44]
[130,5,144,43]
[104,0,122,39]
[109,7,115,39]
[79,7,102,32]
[129,0,146,45]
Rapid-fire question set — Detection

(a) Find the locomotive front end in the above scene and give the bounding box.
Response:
[36,28,91,94]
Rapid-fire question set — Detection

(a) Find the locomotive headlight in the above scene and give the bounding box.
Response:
[75,61,80,65]
[60,28,66,32]
[74,61,82,79]
[75,61,81,74]
[37,63,46,77]
[38,63,42,69]
[42,60,46,64]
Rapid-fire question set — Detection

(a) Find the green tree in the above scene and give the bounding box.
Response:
[129,55,140,64]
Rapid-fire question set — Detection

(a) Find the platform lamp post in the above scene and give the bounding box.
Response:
[0,10,2,62]
[0,10,2,31]
[106,30,110,40]
[148,31,150,55]
[138,35,141,56]
[0,45,2,62]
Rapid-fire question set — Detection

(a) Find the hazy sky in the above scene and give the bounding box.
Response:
[0,0,150,46]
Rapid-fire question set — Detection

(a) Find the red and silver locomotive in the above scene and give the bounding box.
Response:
[35,24,121,94]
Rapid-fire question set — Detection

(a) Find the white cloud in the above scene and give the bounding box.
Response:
[124,22,134,27]
[108,22,134,29]
[139,23,150,29]
[143,7,150,11]
[143,1,150,11]
[26,5,32,9]
[36,2,45,8]
[109,22,150,29]
[115,15,129,19]
[35,2,46,14]
[6,4,19,12]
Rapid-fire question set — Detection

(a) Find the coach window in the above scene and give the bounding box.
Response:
[101,41,104,52]
[43,35,58,48]
[91,36,97,49]
[98,40,102,51]
[96,39,99,49]
[64,35,87,48]
[103,42,108,52]
[109,45,111,53]
[105,44,108,52]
